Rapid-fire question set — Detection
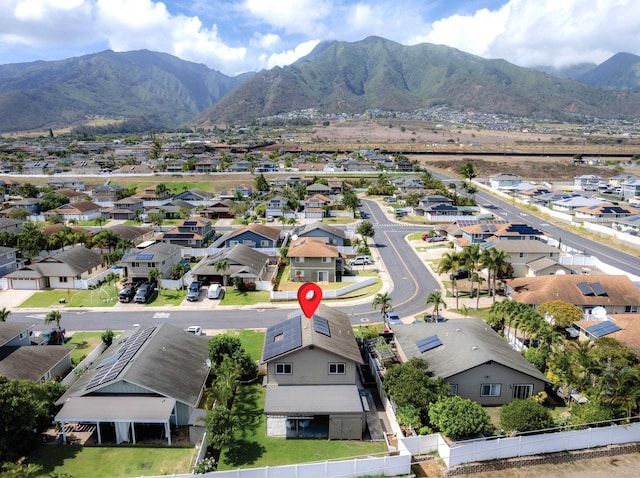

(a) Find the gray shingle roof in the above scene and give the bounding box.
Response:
[34,246,103,277]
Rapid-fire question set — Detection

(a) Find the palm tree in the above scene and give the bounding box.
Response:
[460,244,481,307]
[94,216,106,230]
[372,292,393,320]
[214,259,229,286]
[425,290,446,320]
[0,307,10,322]
[44,310,63,344]
[481,248,510,303]
[147,267,160,286]
[437,252,460,310]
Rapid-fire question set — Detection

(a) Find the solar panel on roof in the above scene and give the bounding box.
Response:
[590,282,607,296]
[136,253,154,260]
[263,318,303,361]
[577,282,594,295]
[416,335,443,353]
[587,321,621,338]
[313,315,331,337]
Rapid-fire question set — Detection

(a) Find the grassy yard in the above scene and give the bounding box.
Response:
[66,332,108,365]
[227,329,265,361]
[408,231,431,240]
[146,288,188,307]
[219,289,271,306]
[18,286,119,308]
[322,216,356,225]
[217,383,388,470]
[28,444,195,478]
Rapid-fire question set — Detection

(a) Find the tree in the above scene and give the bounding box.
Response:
[254,173,270,192]
[101,329,115,346]
[481,248,509,303]
[460,244,482,308]
[342,189,360,217]
[17,222,47,258]
[0,307,10,322]
[44,310,63,343]
[425,290,446,318]
[94,216,106,230]
[40,192,69,212]
[205,404,239,451]
[171,262,189,290]
[372,292,392,319]
[148,211,165,230]
[429,396,490,439]
[155,183,170,199]
[149,139,162,160]
[213,259,229,286]
[437,251,460,310]
[355,220,375,239]
[459,161,478,183]
[208,334,257,379]
[500,399,554,434]
[538,300,584,330]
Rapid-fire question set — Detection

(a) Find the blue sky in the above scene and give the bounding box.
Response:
[0,0,637,76]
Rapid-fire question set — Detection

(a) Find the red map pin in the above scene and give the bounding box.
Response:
[297,282,322,318]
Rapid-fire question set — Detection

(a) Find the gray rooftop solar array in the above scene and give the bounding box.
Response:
[587,321,621,338]
[577,281,594,295]
[313,315,331,337]
[416,335,443,353]
[590,282,607,296]
[136,253,154,260]
[263,318,303,361]
[86,326,156,390]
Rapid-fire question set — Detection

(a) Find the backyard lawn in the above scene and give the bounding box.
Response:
[18,286,119,308]
[229,329,265,361]
[66,332,110,365]
[322,216,356,225]
[28,444,195,478]
[217,383,388,470]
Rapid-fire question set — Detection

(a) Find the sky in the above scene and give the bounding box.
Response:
[0,0,638,76]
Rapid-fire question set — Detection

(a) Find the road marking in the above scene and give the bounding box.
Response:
[153,312,171,319]
[27,314,47,320]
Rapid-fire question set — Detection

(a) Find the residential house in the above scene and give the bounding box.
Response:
[223,223,281,249]
[296,222,347,246]
[327,177,350,195]
[261,305,365,439]
[255,160,278,173]
[485,239,567,277]
[303,194,331,219]
[200,199,235,219]
[390,319,550,405]
[591,314,640,352]
[120,242,183,281]
[287,237,341,282]
[160,217,213,247]
[108,224,154,243]
[393,176,424,192]
[306,183,332,196]
[551,196,607,213]
[506,274,640,317]
[490,173,522,191]
[0,218,23,234]
[611,215,640,235]
[457,222,546,247]
[0,246,19,278]
[608,175,637,187]
[91,184,121,202]
[6,246,106,290]
[573,203,640,225]
[419,203,473,221]
[0,322,72,383]
[227,160,252,172]
[112,164,154,175]
[417,195,453,209]
[11,198,42,215]
[55,324,210,445]
[47,179,86,191]
[136,185,172,201]
[105,197,145,220]
[265,196,288,218]
[573,175,601,188]
[44,200,103,222]
[395,159,414,172]
[193,157,219,173]
[172,189,214,202]
[147,199,196,220]
[191,244,272,287]
[621,179,640,201]
[55,189,89,203]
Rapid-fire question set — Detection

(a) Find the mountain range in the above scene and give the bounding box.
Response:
[1,37,639,133]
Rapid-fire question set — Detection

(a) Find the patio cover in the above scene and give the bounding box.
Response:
[264,385,363,415]
[55,396,176,444]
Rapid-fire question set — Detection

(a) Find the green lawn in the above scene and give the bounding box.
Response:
[146,288,187,307]
[322,216,356,225]
[408,231,431,240]
[217,383,387,470]
[66,332,108,365]
[28,444,195,478]
[219,289,271,306]
[18,286,119,308]
[227,329,265,361]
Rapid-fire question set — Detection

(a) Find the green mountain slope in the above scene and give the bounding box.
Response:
[0,50,247,133]
[199,36,640,124]
[577,52,640,92]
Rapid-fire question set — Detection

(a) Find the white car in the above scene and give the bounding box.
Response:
[185,326,203,336]
[350,256,371,266]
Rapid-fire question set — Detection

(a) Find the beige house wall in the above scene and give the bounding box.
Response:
[267,347,357,386]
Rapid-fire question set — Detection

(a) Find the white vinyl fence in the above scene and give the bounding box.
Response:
[271,277,376,301]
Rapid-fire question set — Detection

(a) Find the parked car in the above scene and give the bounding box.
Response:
[38,328,66,345]
[185,326,203,336]
[449,269,470,280]
[186,281,202,301]
[134,281,155,304]
[423,234,447,242]
[118,283,138,303]
[384,311,402,325]
[207,283,224,299]
[349,256,371,266]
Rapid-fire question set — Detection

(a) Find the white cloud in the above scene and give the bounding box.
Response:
[251,32,282,50]
[265,39,320,69]
[243,0,332,36]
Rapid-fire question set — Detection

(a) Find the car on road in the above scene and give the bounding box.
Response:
[449,269,470,280]
[207,283,224,299]
[118,283,138,303]
[186,281,202,301]
[359,210,368,219]
[134,281,155,304]
[185,325,203,336]
[349,256,371,266]
[384,311,402,325]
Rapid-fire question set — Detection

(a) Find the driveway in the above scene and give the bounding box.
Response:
[0,289,36,309]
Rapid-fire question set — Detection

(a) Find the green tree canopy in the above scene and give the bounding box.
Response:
[429,396,490,439]
[356,220,375,239]
[208,334,257,379]
[500,399,554,434]
[538,300,584,329]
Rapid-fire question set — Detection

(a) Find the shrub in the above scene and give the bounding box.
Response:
[500,399,554,434]
[429,396,490,439]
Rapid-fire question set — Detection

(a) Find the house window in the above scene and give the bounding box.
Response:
[481,384,501,397]
[189,240,196,245]
[450,384,458,396]
[329,363,346,374]
[625,306,639,313]
[322,257,331,263]
[260,240,269,247]
[60,277,68,283]
[295,257,304,263]
[132,262,140,267]
[148,263,155,268]
[230,241,239,247]
[275,363,292,374]
[519,252,527,258]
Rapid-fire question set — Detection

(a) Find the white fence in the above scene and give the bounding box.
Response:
[270,277,376,301]
[61,341,108,387]
[401,420,640,468]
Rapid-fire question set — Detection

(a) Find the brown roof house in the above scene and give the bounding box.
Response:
[223,223,281,249]
[287,237,341,282]
[43,200,103,222]
[506,274,640,317]
[390,319,551,405]
[6,246,106,290]
[261,305,365,439]
[54,324,210,445]
[0,322,72,383]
